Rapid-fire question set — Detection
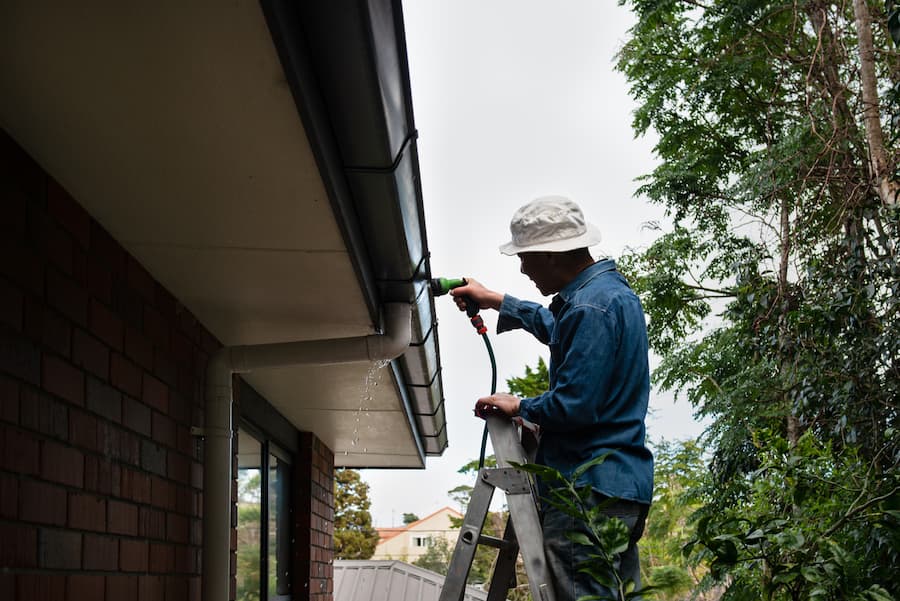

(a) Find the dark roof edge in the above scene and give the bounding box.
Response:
[260,0,443,464]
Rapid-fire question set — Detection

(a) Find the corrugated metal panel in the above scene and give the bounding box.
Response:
[334,560,489,601]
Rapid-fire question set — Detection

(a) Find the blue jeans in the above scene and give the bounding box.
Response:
[542,491,648,601]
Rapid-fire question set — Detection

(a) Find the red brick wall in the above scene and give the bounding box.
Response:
[295,433,335,600]
[0,132,336,601]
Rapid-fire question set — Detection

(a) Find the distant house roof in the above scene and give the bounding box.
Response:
[376,506,463,543]
[334,560,487,601]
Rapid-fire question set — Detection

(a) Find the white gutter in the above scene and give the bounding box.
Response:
[200,302,412,601]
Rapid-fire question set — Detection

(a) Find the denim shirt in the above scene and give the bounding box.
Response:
[497,259,654,504]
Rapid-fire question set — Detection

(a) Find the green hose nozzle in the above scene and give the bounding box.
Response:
[429,277,467,296]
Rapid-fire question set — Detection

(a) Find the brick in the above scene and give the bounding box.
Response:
[166,512,189,544]
[106,575,138,600]
[0,276,24,331]
[0,242,45,298]
[73,328,109,380]
[122,396,151,437]
[143,304,170,350]
[0,186,28,243]
[69,492,106,531]
[72,243,87,284]
[174,545,197,574]
[29,205,75,275]
[0,423,40,475]
[19,472,66,526]
[20,387,68,440]
[47,178,91,249]
[154,284,176,319]
[16,573,66,601]
[152,411,176,448]
[38,527,81,568]
[139,506,166,540]
[121,467,151,504]
[167,451,190,484]
[68,574,104,601]
[83,533,119,571]
[86,376,122,423]
[42,354,85,405]
[153,346,177,387]
[87,256,113,305]
[0,522,37,567]
[111,277,143,330]
[149,542,174,573]
[178,425,195,458]
[124,325,154,371]
[176,485,194,516]
[89,298,123,351]
[24,299,71,357]
[90,221,127,275]
[41,439,84,487]
[0,574,12,601]
[141,439,167,476]
[150,475,176,510]
[169,392,191,427]
[110,352,141,398]
[142,374,168,414]
[115,426,141,466]
[176,307,200,342]
[84,455,121,497]
[70,409,99,452]
[120,539,149,572]
[165,575,188,601]
[0,472,17,518]
[125,257,155,301]
[47,267,88,326]
[0,328,41,385]
[138,575,165,601]
[108,500,138,536]
[0,373,19,423]
[169,330,194,367]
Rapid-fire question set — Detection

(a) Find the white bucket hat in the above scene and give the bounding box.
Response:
[499,195,602,255]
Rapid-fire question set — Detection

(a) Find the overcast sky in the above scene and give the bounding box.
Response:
[363,1,708,527]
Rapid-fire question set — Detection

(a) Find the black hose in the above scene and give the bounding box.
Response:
[477,332,497,470]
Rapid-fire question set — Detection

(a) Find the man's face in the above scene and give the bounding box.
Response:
[518,252,564,296]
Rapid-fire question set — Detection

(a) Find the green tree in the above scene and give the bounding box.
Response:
[617,0,900,597]
[413,536,453,574]
[334,468,379,559]
[402,512,419,525]
[506,356,549,398]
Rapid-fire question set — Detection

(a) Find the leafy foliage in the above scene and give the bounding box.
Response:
[334,469,379,559]
[617,0,900,596]
[515,457,657,601]
[506,356,550,398]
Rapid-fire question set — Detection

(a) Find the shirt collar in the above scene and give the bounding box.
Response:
[550,258,617,312]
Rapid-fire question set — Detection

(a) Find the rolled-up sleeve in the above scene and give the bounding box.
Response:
[497,294,556,344]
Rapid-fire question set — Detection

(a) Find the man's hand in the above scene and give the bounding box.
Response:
[474,393,520,418]
[450,278,504,313]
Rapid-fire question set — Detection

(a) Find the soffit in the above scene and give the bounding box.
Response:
[0,0,425,467]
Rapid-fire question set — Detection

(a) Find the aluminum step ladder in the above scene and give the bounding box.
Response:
[439,415,557,601]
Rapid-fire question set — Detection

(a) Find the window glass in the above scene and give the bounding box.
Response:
[237,429,262,601]
[268,453,290,597]
[236,428,292,600]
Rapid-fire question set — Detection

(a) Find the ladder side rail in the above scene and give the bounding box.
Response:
[485,517,519,601]
[438,474,495,601]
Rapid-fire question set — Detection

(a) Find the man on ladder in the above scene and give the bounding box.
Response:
[451,196,654,601]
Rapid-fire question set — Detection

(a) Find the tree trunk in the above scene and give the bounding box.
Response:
[853,0,900,205]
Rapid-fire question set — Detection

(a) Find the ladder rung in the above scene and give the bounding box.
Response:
[477,533,516,551]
